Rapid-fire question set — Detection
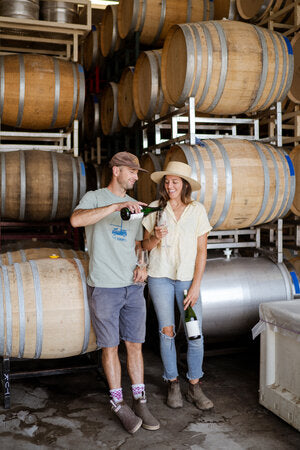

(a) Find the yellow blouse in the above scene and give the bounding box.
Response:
[142,200,212,281]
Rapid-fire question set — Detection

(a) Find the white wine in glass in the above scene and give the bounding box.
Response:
[157,210,169,247]
[136,248,149,269]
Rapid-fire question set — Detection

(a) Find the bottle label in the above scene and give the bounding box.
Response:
[129,212,144,221]
[186,320,201,338]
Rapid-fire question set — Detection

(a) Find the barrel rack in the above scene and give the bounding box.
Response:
[0,220,82,252]
[1,352,104,410]
[141,97,283,152]
[0,0,91,61]
[262,0,300,147]
[0,0,92,157]
[140,96,297,264]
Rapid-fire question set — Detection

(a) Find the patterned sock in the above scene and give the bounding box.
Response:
[132,383,145,400]
[110,388,123,404]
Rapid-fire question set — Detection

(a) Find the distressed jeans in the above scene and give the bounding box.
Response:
[148,276,204,381]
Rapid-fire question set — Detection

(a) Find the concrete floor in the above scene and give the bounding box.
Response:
[0,342,299,450]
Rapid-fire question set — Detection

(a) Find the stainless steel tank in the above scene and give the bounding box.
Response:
[0,0,39,20]
[40,1,78,23]
[201,256,295,342]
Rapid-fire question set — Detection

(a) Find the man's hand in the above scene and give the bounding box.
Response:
[115,201,147,213]
[133,266,147,283]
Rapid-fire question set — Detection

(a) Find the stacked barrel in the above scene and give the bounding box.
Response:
[0,1,95,359]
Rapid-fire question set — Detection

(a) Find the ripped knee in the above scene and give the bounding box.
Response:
[161,325,175,338]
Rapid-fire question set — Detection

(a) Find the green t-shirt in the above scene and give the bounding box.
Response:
[75,188,143,288]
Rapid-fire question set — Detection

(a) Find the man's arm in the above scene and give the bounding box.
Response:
[70,200,146,228]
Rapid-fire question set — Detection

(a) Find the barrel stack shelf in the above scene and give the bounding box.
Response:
[140,95,290,264]
[257,0,300,147]
[0,0,92,156]
[0,1,92,246]
[258,0,300,249]
[82,30,143,166]
[0,2,101,408]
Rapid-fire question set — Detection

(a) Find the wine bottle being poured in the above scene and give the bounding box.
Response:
[120,205,162,221]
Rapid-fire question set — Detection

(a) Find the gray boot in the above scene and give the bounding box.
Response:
[167,379,183,408]
[111,400,142,434]
[132,392,160,430]
[186,382,213,410]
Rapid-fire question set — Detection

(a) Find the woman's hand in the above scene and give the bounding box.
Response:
[154,225,168,240]
[183,284,200,310]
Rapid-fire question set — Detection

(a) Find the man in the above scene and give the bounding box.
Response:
[70,151,160,434]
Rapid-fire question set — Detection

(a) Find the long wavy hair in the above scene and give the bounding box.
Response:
[157,176,192,210]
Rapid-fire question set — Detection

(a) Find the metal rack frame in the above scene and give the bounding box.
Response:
[0,1,90,157]
[208,219,284,265]
[0,0,91,62]
[141,97,285,152]
[1,351,103,409]
[0,120,79,155]
[141,96,286,257]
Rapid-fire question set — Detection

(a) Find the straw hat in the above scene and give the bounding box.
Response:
[150,161,201,191]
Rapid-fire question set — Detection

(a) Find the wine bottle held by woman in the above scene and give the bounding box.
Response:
[121,205,162,221]
[184,289,201,340]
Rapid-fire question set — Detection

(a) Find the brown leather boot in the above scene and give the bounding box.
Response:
[167,379,183,408]
[186,382,213,410]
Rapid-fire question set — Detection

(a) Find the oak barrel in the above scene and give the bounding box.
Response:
[0,258,96,359]
[40,1,78,23]
[236,0,289,23]
[213,0,238,20]
[0,0,39,20]
[289,145,300,215]
[85,162,111,192]
[0,150,86,222]
[0,54,85,130]
[100,5,122,58]
[133,49,170,121]
[117,0,213,46]
[164,139,295,230]
[136,152,165,204]
[100,82,121,136]
[82,94,101,143]
[0,248,88,266]
[83,24,102,73]
[288,33,300,104]
[118,67,137,128]
[161,20,294,115]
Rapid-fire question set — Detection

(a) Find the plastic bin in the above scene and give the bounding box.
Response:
[258,300,300,431]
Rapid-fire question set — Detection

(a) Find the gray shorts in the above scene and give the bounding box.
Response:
[87,284,146,348]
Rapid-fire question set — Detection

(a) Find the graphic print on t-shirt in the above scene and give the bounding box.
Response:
[110,219,128,241]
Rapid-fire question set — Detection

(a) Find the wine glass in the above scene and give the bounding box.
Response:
[157,210,169,247]
[135,248,148,285]
[136,248,149,269]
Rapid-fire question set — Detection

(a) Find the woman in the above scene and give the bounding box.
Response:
[142,161,213,410]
